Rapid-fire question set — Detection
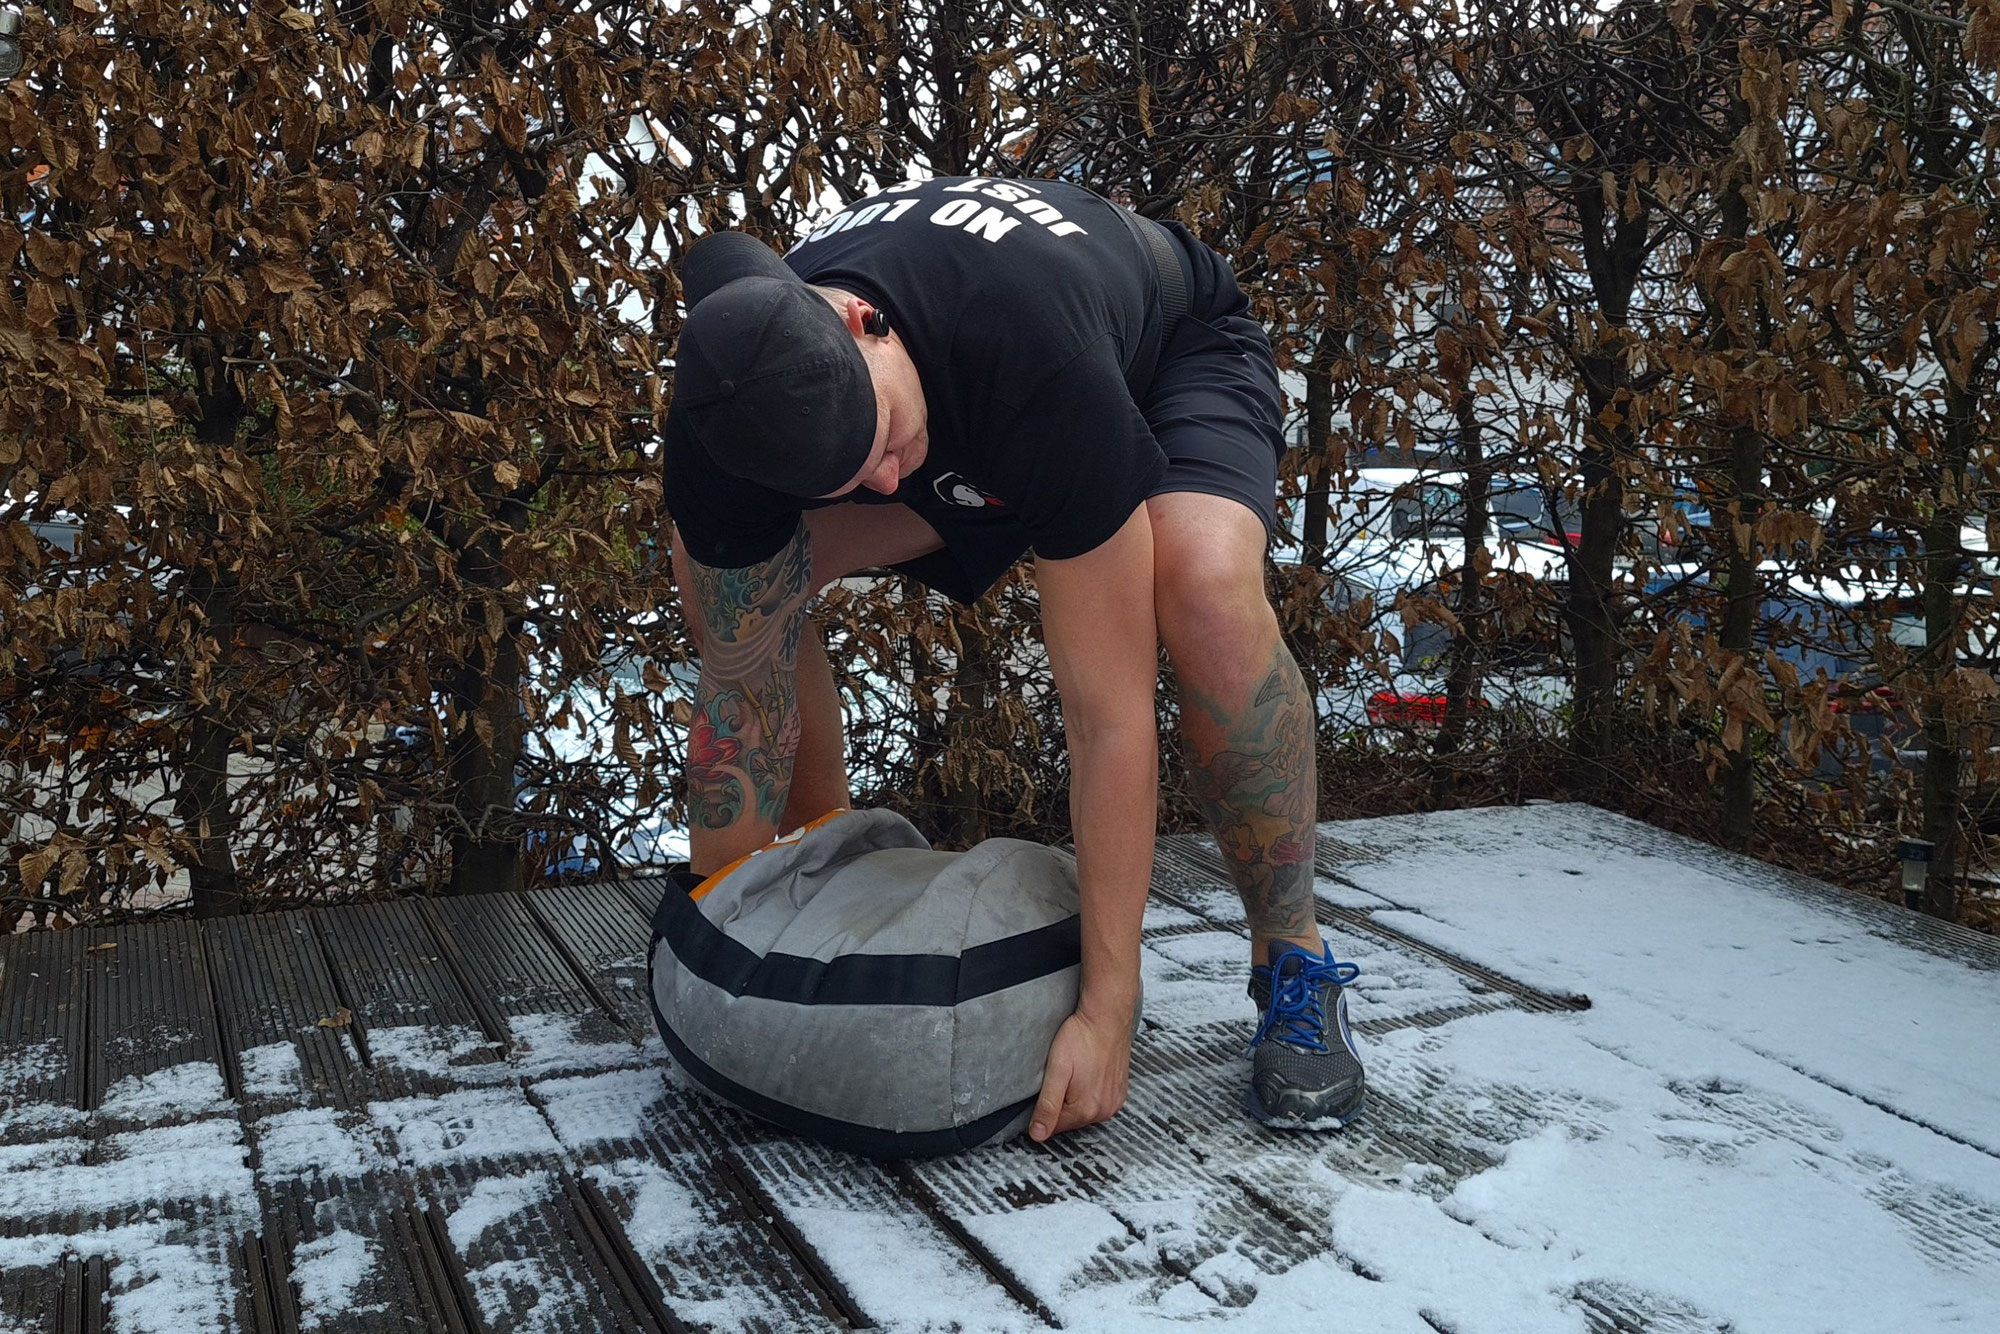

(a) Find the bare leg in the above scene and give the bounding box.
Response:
[779,620,852,831]
[1149,494,1321,964]
[1179,630,1321,960]
[1153,500,1362,1128]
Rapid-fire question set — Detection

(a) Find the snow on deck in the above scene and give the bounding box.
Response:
[0,805,1994,1333]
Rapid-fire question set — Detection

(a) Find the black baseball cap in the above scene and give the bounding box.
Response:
[674,232,876,498]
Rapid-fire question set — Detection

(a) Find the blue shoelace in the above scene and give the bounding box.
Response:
[1252,948,1361,1053]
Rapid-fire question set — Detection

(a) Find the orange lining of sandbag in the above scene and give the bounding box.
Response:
[688,808,852,901]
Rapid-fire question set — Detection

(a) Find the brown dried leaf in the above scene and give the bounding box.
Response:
[261,262,316,295]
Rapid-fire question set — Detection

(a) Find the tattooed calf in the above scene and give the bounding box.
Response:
[1181,640,1319,940]
[684,524,815,834]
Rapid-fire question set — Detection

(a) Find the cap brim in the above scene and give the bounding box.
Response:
[681,232,801,308]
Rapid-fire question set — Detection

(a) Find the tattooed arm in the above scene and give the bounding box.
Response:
[680,522,816,874]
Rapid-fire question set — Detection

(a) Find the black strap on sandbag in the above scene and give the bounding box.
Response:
[1115,204,1189,398]
[652,876,1080,1006]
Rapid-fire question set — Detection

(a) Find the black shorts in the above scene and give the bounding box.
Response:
[857,222,1285,605]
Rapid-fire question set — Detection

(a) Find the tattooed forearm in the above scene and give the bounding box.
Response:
[1180,640,1318,939]
[685,525,813,833]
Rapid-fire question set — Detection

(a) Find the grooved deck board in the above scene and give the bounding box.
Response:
[0,926,87,1124]
[0,813,1991,1331]
[521,883,660,1032]
[309,899,500,1097]
[0,1261,58,1331]
[610,876,671,931]
[203,913,361,1112]
[542,1070,855,1332]
[312,900,484,1033]
[252,1175,422,1333]
[431,893,605,1019]
[376,1119,704,1332]
[81,917,223,1120]
[1152,833,1588,1013]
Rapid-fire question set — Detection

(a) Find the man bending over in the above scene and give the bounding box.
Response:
[662,176,1364,1136]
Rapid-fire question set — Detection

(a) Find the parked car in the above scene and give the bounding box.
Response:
[1278,467,1577,732]
[1641,518,1998,772]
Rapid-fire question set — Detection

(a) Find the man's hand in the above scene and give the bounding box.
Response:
[1029,1002,1135,1141]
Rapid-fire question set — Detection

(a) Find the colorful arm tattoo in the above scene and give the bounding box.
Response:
[685,525,814,833]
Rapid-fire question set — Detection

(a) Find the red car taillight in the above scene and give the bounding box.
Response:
[1368,692,1486,727]
[1829,685,1901,715]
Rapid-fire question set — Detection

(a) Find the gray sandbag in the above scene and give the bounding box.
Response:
[647,808,1096,1156]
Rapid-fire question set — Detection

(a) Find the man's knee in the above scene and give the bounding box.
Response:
[670,520,835,660]
[1155,561,1267,658]
[1148,494,1274,657]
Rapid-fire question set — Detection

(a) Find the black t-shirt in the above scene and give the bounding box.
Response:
[664,177,1168,570]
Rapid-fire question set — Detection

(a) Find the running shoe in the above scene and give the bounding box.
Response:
[1246,940,1365,1129]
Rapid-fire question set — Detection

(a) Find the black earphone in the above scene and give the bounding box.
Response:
[862,307,891,337]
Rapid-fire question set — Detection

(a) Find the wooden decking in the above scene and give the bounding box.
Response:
[0,807,1995,1333]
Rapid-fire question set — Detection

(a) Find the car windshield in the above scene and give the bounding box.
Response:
[1387,481,1573,542]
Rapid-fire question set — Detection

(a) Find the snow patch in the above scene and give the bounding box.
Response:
[1328,803,2000,1147]
[237,1041,305,1100]
[788,1203,1035,1331]
[504,1011,643,1078]
[0,1135,85,1175]
[0,1097,84,1140]
[585,1159,705,1256]
[97,1062,230,1124]
[254,1107,386,1183]
[0,1119,251,1223]
[0,1223,237,1334]
[368,1024,507,1084]
[1313,875,1400,910]
[292,1228,384,1329]
[961,1200,1135,1300]
[370,1087,561,1169]
[535,1068,668,1151]
[463,1255,585,1331]
[1139,920,1483,1030]
[0,1038,65,1099]
[581,1158,780,1333]
[447,1170,553,1251]
[1140,930,1257,1028]
[1140,900,1206,931]
[1314,981,2000,1331]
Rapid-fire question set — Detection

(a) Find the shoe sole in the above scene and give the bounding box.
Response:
[1245,1083,1365,1131]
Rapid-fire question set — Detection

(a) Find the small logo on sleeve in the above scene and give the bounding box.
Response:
[933,473,1007,509]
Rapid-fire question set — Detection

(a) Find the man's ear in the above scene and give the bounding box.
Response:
[844,297,891,338]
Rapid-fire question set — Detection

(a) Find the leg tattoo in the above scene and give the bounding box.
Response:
[1182,639,1318,940]
[685,528,813,833]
